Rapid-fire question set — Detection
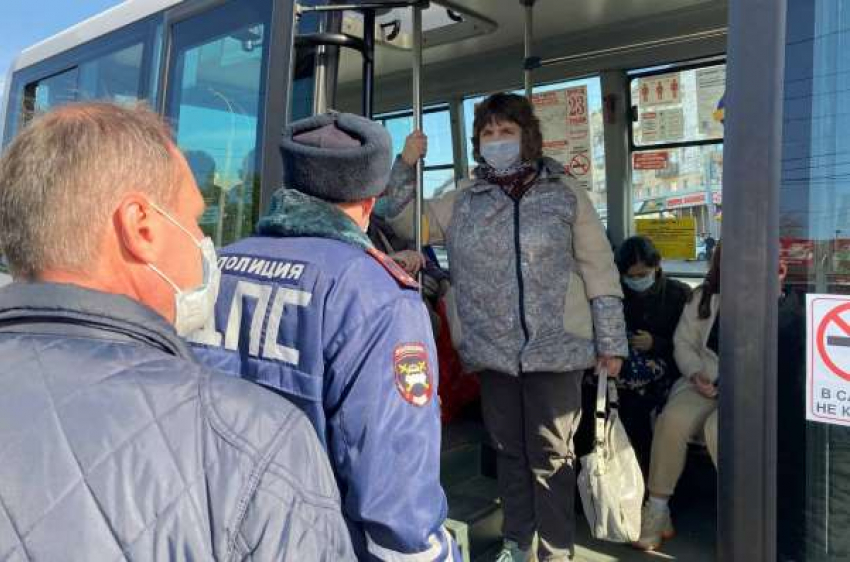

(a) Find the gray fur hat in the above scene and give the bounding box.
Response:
[281,112,392,202]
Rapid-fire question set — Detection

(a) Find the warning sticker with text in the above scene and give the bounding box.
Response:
[807,294,850,426]
[531,86,593,191]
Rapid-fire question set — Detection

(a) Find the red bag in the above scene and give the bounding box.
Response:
[435,298,480,423]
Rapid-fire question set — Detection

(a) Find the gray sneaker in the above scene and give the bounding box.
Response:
[495,540,530,562]
[631,503,675,551]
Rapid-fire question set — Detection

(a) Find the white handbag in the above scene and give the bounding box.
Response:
[577,369,645,543]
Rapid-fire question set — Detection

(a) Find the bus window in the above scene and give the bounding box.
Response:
[28,68,79,113]
[165,0,272,248]
[630,62,725,276]
[78,43,145,104]
[378,106,456,198]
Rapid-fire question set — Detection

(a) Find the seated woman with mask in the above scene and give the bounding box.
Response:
[613,236,691,471]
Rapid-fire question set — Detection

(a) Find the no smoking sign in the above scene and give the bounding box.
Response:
[807,295,850,426]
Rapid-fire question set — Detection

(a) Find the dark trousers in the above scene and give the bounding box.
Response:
[480,370,582,562]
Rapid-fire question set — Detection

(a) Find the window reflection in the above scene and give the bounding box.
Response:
[78,43,144,103]
[778,1,850,560]
[167,0,271,247]
[31,68,79,113]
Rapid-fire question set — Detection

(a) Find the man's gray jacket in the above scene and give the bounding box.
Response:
[0,282,354,561]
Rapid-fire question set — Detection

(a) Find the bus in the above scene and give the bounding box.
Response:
[0,1,842,561]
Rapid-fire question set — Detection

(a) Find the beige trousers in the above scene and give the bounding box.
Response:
[648,384,718,496]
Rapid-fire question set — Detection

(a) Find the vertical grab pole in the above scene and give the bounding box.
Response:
[284,5,301,122]
[313,13,329,115]
[412,5,424,290]
[362,9,376,118]
[523,0,534,99]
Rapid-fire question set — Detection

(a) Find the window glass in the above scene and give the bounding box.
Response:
[379,107,454,168]
[166,0,271,247]
[423,168,455,199]
[631,64,726,147]
[13,19,157,137]
[630,64,725,276]
[776,2,850,560]
[31,68,79,112]
[78,42,144,103]
[461,77,608,215]
[422,110,453,168]
[289,0,325,121]
[148,24,164,102]
[377,106,456,198]
[632,144,722,272]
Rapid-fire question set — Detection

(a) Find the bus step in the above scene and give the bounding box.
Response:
[441,420,490,488]
[446,475,503,561]
[441,442,482,489]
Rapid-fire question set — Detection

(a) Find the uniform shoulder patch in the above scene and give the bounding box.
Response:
[365,247,419,290]
[393,343,433,407]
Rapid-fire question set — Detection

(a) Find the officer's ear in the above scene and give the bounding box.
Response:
[360,197,377,231]
[362,197,376,218]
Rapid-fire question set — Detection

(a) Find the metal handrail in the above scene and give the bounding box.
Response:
[536,28,727,69]
[412,5,424,291]
[295,32,366,52]
[297,1,427,15]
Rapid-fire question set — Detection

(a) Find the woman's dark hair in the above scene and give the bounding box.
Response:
[697,242,722,319]
[471,93,543,164]
[615,236,662,275]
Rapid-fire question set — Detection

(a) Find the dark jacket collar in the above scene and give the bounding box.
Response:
[257,188,373,250]
[0,282,194,360]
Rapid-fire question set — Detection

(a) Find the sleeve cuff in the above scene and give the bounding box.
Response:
[591,296,628,357]
[376,156,417,219]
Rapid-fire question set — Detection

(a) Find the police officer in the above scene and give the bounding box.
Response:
[191,112,457,560]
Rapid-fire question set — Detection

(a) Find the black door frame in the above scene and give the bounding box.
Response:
[158,0,296,221]
[719,0,787,560]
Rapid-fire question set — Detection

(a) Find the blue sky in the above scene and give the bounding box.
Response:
[0,1,123,99]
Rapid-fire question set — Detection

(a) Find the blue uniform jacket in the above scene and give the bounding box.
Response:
[192,189,456,561]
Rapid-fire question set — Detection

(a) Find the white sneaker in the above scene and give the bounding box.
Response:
[631,502,675,551]
[494,540,530,562]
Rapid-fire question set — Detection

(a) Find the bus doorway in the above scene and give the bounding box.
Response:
[300,1,728,559]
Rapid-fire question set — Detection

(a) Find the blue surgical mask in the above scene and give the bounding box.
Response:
[623,273,656,293]
[480,139,521,170]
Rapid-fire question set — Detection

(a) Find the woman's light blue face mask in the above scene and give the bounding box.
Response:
[623,272,656,293]
[480,139,522,170]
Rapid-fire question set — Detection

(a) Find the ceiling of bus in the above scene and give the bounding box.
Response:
[335,0,727,85]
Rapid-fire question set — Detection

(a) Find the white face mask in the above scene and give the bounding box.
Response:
[480,139,521,170]
[147,203,220,337]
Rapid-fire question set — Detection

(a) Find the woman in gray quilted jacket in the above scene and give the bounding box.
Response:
[379,93,628,562]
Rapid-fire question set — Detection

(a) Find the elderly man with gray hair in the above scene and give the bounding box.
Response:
[0,102,354,561]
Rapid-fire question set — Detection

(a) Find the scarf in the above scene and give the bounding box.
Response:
[477,161,538,201]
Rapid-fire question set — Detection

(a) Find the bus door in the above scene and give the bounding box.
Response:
[723,0,850,560]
